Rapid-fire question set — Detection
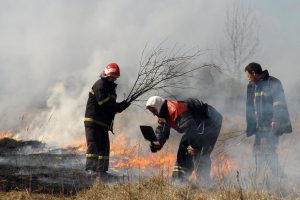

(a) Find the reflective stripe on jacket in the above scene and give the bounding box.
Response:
[84,78,118,128]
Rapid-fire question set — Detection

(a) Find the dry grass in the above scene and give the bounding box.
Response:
[1,113,299,199]
[1,176,300,200]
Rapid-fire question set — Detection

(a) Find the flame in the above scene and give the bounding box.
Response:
[64,136,87,152]
[110,134,176,175]
[1,128,237,179]
[65,133,237,179]
[65,143,86,152]
[64,133,176,175]
[0,130,15,139]
[211,153,237,181]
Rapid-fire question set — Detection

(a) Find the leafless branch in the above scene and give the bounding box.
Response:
[126,44,219,103]
[218,1,259,82]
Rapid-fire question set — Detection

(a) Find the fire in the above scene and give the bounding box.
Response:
[110,134,176,175]
[66,133,237,179]
[1,128,236,179]
[211,153,237,181]
[64,133,176,175]
[111,148,175,169]
[65,143,86,152]
[0,130,15,139]
[64,137,87,152]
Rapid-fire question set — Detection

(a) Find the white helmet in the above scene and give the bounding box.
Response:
[146,96,165,114]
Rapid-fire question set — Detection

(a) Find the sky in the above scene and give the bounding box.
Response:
[0,0,299,146]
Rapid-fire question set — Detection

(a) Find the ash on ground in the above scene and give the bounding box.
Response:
[0,138,93,194]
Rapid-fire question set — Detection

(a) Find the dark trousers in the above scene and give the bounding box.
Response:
[253,129,281,176]
[172,106,222,181]
[85,126,110,173]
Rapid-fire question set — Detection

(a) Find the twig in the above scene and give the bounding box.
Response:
[126,43,218,103]
[236,170,244,200]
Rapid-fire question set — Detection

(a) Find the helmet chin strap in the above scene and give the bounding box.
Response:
[107,77,117,82]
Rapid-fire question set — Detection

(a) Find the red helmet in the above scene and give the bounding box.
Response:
[101,63,120,78]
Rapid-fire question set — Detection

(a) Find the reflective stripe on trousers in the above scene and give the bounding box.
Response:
[86,154,109,160]
[84,117,109,128]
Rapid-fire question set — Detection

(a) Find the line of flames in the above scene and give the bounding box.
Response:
[1,131,237,179]
[0,130,15,140]
[67,133,237,179]
[66,133,177,176]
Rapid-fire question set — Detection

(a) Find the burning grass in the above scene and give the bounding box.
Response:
[211,153,237,181]
[1,114,300,199]
[109,134,176,176]
[0,130,14,139]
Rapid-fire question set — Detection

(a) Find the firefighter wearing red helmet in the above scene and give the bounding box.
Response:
[100,63,120,78]
[84,63,130,181]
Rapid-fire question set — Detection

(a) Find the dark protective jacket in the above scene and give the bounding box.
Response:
[246,70,292,135]
[84,78,123,129]
[155,99,210,145]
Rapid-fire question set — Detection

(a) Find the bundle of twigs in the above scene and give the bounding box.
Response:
[126,44,219,103]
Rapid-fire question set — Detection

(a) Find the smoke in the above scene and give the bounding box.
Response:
[0,0,227,137]
[1,0,300,190]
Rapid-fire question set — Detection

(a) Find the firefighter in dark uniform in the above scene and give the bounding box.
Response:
[146,96,222,183]
[244,62,292,177]
[84,63,130,179]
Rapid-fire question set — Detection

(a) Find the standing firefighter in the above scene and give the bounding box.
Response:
[244,62,292,177]
[146,96,222,183]
[84,63,130,180]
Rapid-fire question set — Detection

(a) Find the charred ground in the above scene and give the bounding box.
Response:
[0,138,92,195]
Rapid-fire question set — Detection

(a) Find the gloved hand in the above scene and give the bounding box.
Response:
[150,141,162,153]
[186,145,195,156]
[118,100,131,112]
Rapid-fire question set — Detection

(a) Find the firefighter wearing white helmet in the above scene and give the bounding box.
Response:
[146,96,165,116]
[84,63,130,181]
[146,96,223,184]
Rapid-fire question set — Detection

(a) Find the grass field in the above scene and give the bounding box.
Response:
[1,113,299,199]
[1,176,300,200]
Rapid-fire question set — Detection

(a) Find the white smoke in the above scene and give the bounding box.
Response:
[1,0,300,189]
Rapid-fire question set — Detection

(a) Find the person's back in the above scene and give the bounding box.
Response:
[146,96,222,184]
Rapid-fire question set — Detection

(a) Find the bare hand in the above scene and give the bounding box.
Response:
[271,121,280,130]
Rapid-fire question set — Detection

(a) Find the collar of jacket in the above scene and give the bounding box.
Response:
[101,77,117,88]
[257,70,269,82]
[158,100,168,118]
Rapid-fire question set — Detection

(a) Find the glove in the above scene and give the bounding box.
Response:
[150,141,162,153]
[118,100,131,112]
[186,145,195,156]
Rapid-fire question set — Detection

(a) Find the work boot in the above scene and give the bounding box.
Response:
[86,157,98,172]
[86,169,97,175]
[85,169,98,181]
[99,171,124,183]
[171,171,188,186]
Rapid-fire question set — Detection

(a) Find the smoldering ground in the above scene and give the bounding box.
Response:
[0,0,300,195]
